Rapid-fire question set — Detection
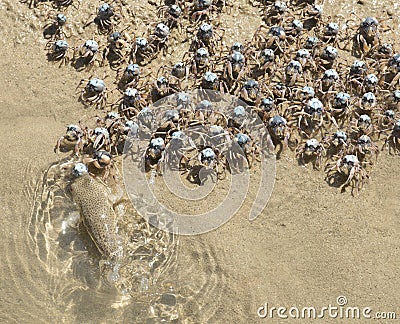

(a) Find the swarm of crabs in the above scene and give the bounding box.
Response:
[29,0,400,195]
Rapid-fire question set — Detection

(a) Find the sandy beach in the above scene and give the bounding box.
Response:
[1,0,400,322]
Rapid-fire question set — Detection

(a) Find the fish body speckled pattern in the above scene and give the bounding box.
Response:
[71,174,123,259]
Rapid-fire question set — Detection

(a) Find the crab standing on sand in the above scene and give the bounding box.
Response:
[250,48,279,80]
[132,36,157,65]
[157,4,184,33]
[74,39,102,70]
[322,130,349,156]
[346,15,390,57]
[43,13,68,40]
[325,154,369,194]
[252,25,288,54]
[77,77,109,109]
[45,39,71,66]
[117,63,141,89]
[184,47,213,76]
[294,98,330,137]
[82,150,117,180]
[239,79,261,105]
[55,124,85,154]
[230,132,261,169]
[148,23,170,54]
[222,51,247,92]
[90,3,123,33]
[295,138,326,170]
[326,92,353,128]
[353,134,379,162]
[144,137,166,178]
[87,127,112,152]
[183,146,227,184]
[382,120,400,155]
[156,62,189,92]
[103,31,134,68]
[267,115,292,156]
[117,87,148,118]
[187,0,220,23]
[190,23,224,55]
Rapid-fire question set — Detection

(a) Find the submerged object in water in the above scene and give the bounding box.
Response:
[70,163,123,259]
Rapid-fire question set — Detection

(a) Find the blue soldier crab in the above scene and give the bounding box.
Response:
[325,154,369,194]
[77,77,109,109]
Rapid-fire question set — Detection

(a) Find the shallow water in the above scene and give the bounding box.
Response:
[23,157,238,322]
[2,0,400,322]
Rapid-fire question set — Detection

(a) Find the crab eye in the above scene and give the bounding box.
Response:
[157,76,168,86]
[379,43,392,54]
[125,87,140,98]
[362,92,376,104]
[174,62,183,69]
[88,78,105,92]
[359,114,371,123]
[296,49,310,59]
[392,90,400,102]
[385,110,395,118]
[305,36,319,48]
[197,100,213,111]
[334,131,347,141]
[343,154,358,166]
[200,148,216,163]
[323,46,338,59]
[313,4,323,14]
[109,32,121,42]
[365,74,378,84]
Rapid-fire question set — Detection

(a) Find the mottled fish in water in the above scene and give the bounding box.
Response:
[70,163,123,259]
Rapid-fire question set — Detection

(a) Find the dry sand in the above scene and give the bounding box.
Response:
[1,0,400,322]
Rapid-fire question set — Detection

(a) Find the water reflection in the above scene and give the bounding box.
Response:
[26,159,231,322]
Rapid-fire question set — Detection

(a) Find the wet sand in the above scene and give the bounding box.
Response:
[1,0,400,322]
